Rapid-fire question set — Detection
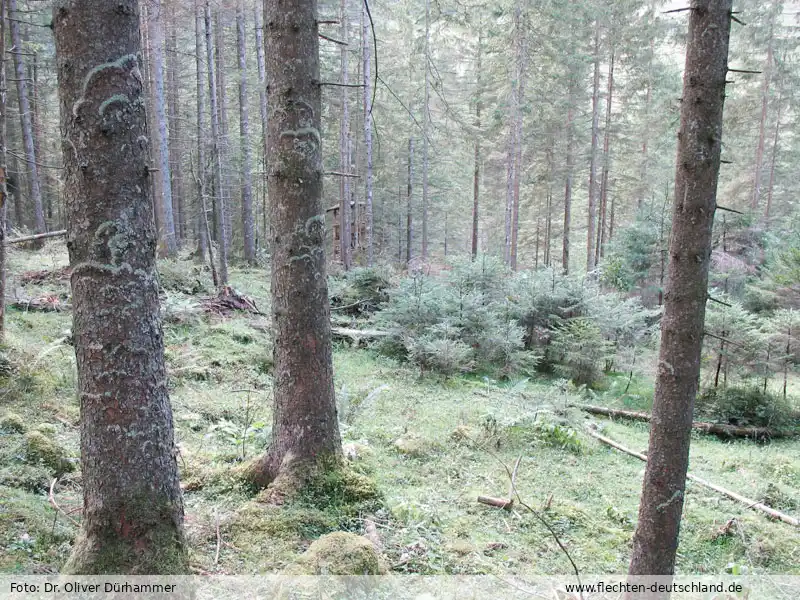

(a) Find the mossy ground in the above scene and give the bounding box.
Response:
[0,242,798,576]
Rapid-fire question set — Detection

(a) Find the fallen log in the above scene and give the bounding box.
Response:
[586,426,799,527]
[7,295,70,312]
[571,403,793,440]
[331,327,388,347]
[7,230,67,245]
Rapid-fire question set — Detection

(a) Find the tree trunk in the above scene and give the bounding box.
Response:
[596,47,615,263]
[421,0,430,260]
[338,0,351,270]
[248,0,342,493]
[167,0,183,245]
[53,0,186,573]
[587,23,601,273]
[215,11,232,249]
[406,138,414,264]
[625,0,732,591]
[362,4,374,266]
[254,5,269,251]
[195,0,208,260]
[763,88,782,225]
[638,39,654,211]
[237,0,255,264]
[205,1,228,284]
[471,27,482,260]
[562,75,577,275]
[146,0,177,256]
[750,17,773,212]
[0,0,7,338]
[509,3,525,272]
[9,0,45,240]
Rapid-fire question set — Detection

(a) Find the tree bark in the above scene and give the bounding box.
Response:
[248,0,342,492]
[215,10,232,249]
[471,26,482,260]
[237,0,255,264]
[596,47,615,264]
[338,0,351,270]
[406,138,413,264]
[362,4,374,266]
[146,0,177,256]
[254,5,269,251]
[205,1,228,284]
[587,23,601,273]
[53,0,186,573]
[562,74,577,275]
[0,0,7,338]
[625,0,732,591]
[421,0,430,260]
[509,3,525,272]
[167,0,183,244]
[9,0,45,241]
[195,0,208,260]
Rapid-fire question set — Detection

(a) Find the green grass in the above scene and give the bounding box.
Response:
[0,244,798,577]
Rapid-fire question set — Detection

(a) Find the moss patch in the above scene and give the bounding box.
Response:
[0,413,27,434]
[22,431,74,475]
[290,532,386,575]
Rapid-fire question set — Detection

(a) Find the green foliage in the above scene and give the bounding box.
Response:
[22,432,74,475]
[549,318,614,386]
[0,413,27,434]
[601,215,662,292]
[329,267,392,314]
[532,420,585,454]
[695,387,797,430]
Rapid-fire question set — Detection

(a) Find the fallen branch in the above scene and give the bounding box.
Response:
[7,230,67,245]
[570,403,792,440]
[202,286,263,316]
[331,327,388,346]
[477,495,513,510]
[586,427,799,527]
[7,295,70,312]
[49,478,80,528]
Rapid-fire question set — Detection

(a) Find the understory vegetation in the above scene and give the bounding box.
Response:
[1,243,798,576]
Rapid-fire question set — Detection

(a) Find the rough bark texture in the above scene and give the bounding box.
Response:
[625,0,731,589]
[146,0,177,256]
[248,0,341,492]
[9,0,46,239]
[237,0,255,264]
[53,0,186,574]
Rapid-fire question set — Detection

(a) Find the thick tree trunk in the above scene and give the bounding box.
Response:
[53,0,186,573]
[237,0,255,264]
[146,0,177,256]
[249,0,341,493]
[205,1,228,284]
[596,47,615,263]
[421,0,430,259]
[338,0,351,270]
[625,0,732,591]
[362,5,374,266]
[471,27,482,260]
[587,23,601,273]
[254,6,269,250]
[9,0,45,240]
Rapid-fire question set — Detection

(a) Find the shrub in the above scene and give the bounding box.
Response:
[695,386,797,430]
[329,267,392,315]
[549,318,614,386]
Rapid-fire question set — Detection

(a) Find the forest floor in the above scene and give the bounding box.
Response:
[0,242,799,578]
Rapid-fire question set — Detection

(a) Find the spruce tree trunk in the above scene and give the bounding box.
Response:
[146,0,177,256]
[254,6,269,249]
[763,93,782,225]
[237,0,255,264]
[421,0,430,260]
[587,23,601,273]
[562,75,577,275]
[625,0,732,590]
[0,0,7,338]
[248,0,341,493]
[471,27,482,260]
[406,138,413,264]
[509,3,525,272]
[167,0,183,244]
[205,2,228,284]
[596,47,615,263]
[195,0,208,260]
[362,4,374,266]
[750,17,773,212]
[53,0,186,573]
[215,11,232,249]
[338,0,351,270]
[9,0,45,240]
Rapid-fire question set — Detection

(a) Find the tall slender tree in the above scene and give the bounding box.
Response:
[0,0,7,338]
[625,0,732,592]
[421,0,431,259]
[587,23,601,272]
[53,0,186,573]
[237,0,255,264]
[248,0,342,493]
[362,4,374,265]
